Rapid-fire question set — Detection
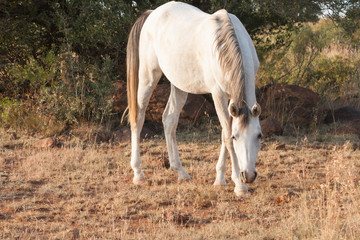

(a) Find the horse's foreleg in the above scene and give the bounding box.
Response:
[162,85,190,181]
[212,91,248,196]
[214,130,227,186]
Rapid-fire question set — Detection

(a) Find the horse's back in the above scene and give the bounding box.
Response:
[148,1,207,27]
[140,2,217,94]
[143,2,210,48]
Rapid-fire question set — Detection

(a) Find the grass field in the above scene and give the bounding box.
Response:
[1,123,359,239]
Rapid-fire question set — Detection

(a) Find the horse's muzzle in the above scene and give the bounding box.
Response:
[240,171,257,183]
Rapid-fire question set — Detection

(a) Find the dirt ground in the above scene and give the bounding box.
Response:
[0,123,359,239]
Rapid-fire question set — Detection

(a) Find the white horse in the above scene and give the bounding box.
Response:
[127,1,262,196]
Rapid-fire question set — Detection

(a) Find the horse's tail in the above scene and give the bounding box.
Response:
[127,10,152,129]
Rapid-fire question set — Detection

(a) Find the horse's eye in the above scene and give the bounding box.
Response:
[257,133,263,139]
[231,135,236,140]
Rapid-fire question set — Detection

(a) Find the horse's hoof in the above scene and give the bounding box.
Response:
[234,184,249,197]
[178,174,192,183]
[178,176,192,183]
[213,184,225,191]
[133,177,145,185]
[178,171,191,182]
[213,178,226,186]
[235,189,250,197]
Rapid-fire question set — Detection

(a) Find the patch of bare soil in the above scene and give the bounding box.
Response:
[0,127,359,239]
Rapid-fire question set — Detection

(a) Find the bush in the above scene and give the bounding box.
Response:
[0,97,19,127]
[1,48,116,134]
[258,20,360,99]
[304,56,357,96]
[40,52,115,124]
[0,97,64,136]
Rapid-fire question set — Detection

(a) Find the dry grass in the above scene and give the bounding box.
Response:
[0,125,359,239]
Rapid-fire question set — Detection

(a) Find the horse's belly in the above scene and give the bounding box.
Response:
[166,72,210,95]
[157,50,210,94]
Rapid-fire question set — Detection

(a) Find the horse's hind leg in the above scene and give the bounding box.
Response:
[131,67,162,184]
[162,84,190,181]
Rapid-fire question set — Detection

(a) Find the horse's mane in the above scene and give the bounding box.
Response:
[213,10,249,125]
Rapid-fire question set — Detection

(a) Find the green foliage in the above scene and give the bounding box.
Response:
[0,1,124,131]
[2,48,115,131]
[0,97,19,126]
[258,19,360,98]
[54,0,133,67]
[0,97,63,136]
[324,0,360,46]
[304,56,357,96]
[39,53,115,124]
[9,50,58,97]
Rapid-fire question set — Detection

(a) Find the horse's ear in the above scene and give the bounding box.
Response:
[229,102,240,117]
[251,103,261,117]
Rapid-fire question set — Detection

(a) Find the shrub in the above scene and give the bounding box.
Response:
[0,97,19,127]
[258,20,360,99]
[0,97,65,136]
[304,56,356,96]
[9,50,58,97]
[44,52,115,124]
[1,49,116,134]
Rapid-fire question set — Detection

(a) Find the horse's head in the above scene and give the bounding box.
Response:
[229,101,262,184]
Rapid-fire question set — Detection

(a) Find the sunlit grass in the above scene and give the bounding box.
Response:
[0,125,359,239]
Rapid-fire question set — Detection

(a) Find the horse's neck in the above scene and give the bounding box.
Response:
[230,15,258,107]
[245,76,257,108]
